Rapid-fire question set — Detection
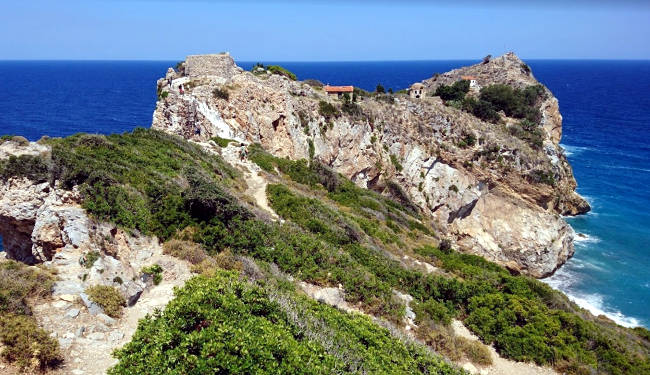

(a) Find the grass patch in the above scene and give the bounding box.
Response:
[211,136,236,148]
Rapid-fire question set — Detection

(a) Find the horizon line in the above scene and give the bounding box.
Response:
[2,58,650,63]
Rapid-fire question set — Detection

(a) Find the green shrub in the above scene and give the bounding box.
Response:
[141,264,163,285]
[341,101,363,118]
[0,314,62,371]
[461,97,501,123]
[86,285,126,318]
[318,101,339,119]
[528,169,556,186]
[0,154,49,182]
[109,272,462,375]
[308,139,315,159]
[479,84,546,123]
[413,298,454,325]
[435,80,470,101]
[39,129,237,240]
[376,83,385,93]
[390,154,403,171]
[83,251,100,269]
[211,136,236,148]
[267,65,297,80]
[212,87,229,100]
[509,119,544,148]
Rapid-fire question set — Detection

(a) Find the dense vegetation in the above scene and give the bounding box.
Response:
[109,271,461,375]
[3,130,649,374]
[435,80,470,102]
[248,146,650,375]
[432,80,549,149]
[0,261,61,371]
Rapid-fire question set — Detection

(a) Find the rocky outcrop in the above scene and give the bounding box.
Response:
[0,139,193,374]
[151,53,587,277]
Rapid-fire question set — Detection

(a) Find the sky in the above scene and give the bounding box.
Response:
[1,0,649,61]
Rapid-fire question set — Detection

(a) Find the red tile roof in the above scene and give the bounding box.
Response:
[324,85,354,93]
[461,75,477,80]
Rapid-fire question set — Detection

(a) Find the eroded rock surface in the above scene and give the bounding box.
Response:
[152,52,589,277]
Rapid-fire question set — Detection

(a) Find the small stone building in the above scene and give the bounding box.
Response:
[408,83,425,99]
[324,85,354,99]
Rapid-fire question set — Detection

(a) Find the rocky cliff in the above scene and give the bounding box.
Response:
[151,52,589,277]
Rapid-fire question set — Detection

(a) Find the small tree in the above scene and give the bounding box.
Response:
[482,55,492,64]
[376,84,385,94]
[388,88,393,94]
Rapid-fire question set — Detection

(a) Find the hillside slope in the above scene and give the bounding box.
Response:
[152,53,589,277]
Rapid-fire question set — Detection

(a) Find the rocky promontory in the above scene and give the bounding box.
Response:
[152,52,589,277]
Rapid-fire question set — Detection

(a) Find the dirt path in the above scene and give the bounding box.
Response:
[218,143,279,220]
[451,320,558,375]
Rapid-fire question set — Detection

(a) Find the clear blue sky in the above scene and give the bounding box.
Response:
[1,0,649,61]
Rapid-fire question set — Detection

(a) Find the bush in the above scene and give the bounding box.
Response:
[0,154,49,183]
[528,169,556,186]
[303,79,323,88]
[413,298,454,325]
[0,261,56,315]
[0,314,62,371]
[212,87,229,100]
[163,239,209,264]
[109,272,462,375]
[390,154,403,171]
[462,340,492,366]
[341,101,364,118]
[509,120,544,148]
[435,80,470,101]
[479,84,546,123]
[141,264,163,285]
[211,136,236,148]
[82,251,100,268]
[461,97,501,123]
[86,285,126,318]
[318,101,339,119]
[375,84,385,93]
[267,65,297,81]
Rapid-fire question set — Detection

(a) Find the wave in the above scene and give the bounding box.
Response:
[543,268,643,328]
[568,292,642,328]
[560,144,592,157]
[574,233,601,245]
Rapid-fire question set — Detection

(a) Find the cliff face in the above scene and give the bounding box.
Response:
[151,53,589,277]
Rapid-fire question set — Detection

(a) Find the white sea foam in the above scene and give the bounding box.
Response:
[543,268,643,328]
[568,293,642,328]
[574,233,601,245]
[560,144,591,157]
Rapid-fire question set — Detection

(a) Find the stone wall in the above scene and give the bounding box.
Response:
[184,53,242,79]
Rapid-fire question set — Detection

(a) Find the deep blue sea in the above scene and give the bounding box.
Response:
[0,59,648,328]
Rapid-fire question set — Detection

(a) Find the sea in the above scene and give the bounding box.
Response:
[0,59,648,328]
